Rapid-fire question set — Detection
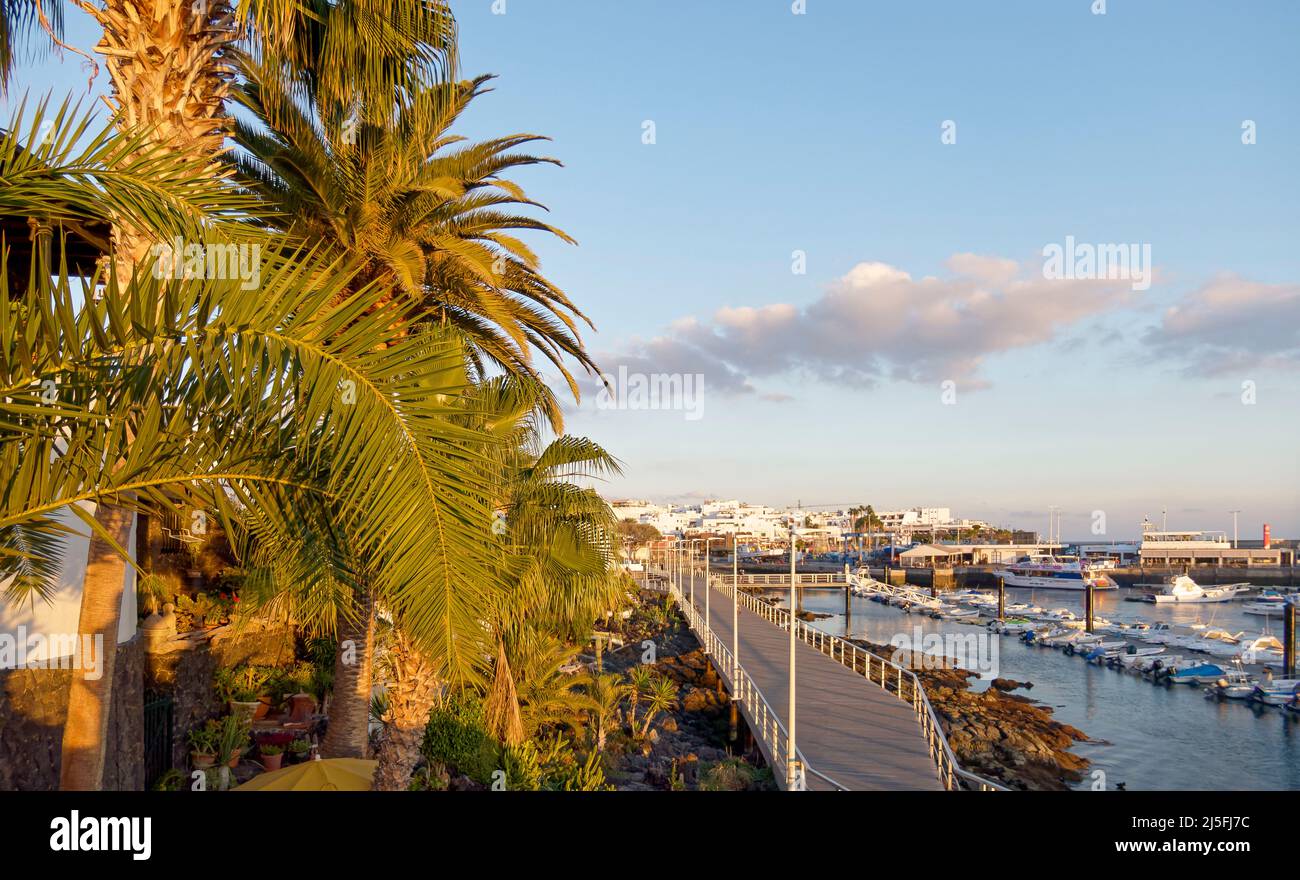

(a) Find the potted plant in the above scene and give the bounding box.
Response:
[218,665,267,722]
[188,725,218,770]
[258,743,284,771]
[216,715,250,769]
[287,739,312,764]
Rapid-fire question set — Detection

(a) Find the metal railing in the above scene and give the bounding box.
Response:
[665,578,834,790]
[714,572,847,586]
[653,563,1006,791]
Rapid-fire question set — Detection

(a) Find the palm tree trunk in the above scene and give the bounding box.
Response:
[372,630,441,791]
[59,503,134,790]
[91,0,235,170]
[320,590,375,758]
[483,638,524,746]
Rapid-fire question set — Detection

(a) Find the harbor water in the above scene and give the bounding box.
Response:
[759,586,1300,791]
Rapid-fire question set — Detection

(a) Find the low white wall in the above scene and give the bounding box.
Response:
[0,503,138,662]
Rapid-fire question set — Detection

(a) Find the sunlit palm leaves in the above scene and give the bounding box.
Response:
[1,109,502,679]
[227,62,598,427]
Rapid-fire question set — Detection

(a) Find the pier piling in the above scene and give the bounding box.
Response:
[997,576,1005,622]
[1285,603,1296,679]
[1085,582,1095,634]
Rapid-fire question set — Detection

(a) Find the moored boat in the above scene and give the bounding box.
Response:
[993,555,1118,591]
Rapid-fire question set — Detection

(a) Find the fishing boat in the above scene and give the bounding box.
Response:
[1144,574,1250,604]
[990,617,1035,634]
[994,555,1118,591]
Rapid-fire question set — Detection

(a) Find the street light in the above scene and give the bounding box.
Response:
[786,516,799,789]
[703,536,723,640]
[732,535,740,686]
[1229,510,1241,549]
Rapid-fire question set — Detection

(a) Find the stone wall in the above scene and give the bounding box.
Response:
[145,620,295,770]
[0,635,144,791]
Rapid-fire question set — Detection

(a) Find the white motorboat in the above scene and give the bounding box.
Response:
[1147,623,1210,647]
[1250,679,1300,705]
[1170,662,1250,686]
[1206,678,1257,700]
[1242,603,1280,616]
[994,555,1118,591]
[990,617,1036,634]
[1099,619,1151,637]
[1235,634,1285,664]
[1006,602,1042,615]
[1178,629,1245,656]
[1144,574,1250,604]
[932,605,979,620]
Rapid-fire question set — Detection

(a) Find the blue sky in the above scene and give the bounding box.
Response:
[7,1,1298,539]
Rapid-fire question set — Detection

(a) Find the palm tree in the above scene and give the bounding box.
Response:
[3,1,462,788]
[0,0,62,93]
[228,65,599,427]
[638,675,678,739]
[1,107,499,787]
[579,672,630,753]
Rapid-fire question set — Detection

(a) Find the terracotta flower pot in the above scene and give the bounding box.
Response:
[191,751,216,770]
[261,752,283,771]
[229,700,260,724]
[226,748,243,769]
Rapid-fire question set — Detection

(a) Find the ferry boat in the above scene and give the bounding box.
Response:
[994,555,1118,591]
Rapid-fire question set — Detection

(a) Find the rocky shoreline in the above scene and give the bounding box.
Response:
[599,594,775,791]
[847,636,1091,790]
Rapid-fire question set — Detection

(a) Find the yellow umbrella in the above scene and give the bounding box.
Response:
[234,758,378,791]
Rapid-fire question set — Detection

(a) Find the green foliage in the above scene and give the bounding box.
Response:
[174,593,234,631]
[187,724,217,755]
[500,740,543,791]
[519,734,611,792]
[150,768,187,791]
[698,758,766,792]
[214,715,250,763]
[258,743,282,756]
[419,695,501,785]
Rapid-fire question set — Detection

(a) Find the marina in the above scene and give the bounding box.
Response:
[771,581,1300,790]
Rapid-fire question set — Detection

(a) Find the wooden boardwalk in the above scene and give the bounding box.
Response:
[684,580,943,791]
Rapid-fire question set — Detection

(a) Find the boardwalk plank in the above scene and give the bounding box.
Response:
[683,581,943,791]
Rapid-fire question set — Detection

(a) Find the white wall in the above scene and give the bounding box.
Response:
[0,503,138,662]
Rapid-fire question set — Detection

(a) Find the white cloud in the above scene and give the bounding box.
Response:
[1143,274,1300,375]
[597,254,1139,394]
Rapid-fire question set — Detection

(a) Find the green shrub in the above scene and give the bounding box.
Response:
[501,741,543,791]
[698,758,755,791]
[419,695,500,785]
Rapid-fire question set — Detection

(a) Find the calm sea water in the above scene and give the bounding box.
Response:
[757,586,1300,791]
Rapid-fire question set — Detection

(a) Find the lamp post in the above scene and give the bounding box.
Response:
[787,517,799,789]
[1229,510,1241,549]
[688,539,697,610]
[732,535,740,684]
[703,536,722,640]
